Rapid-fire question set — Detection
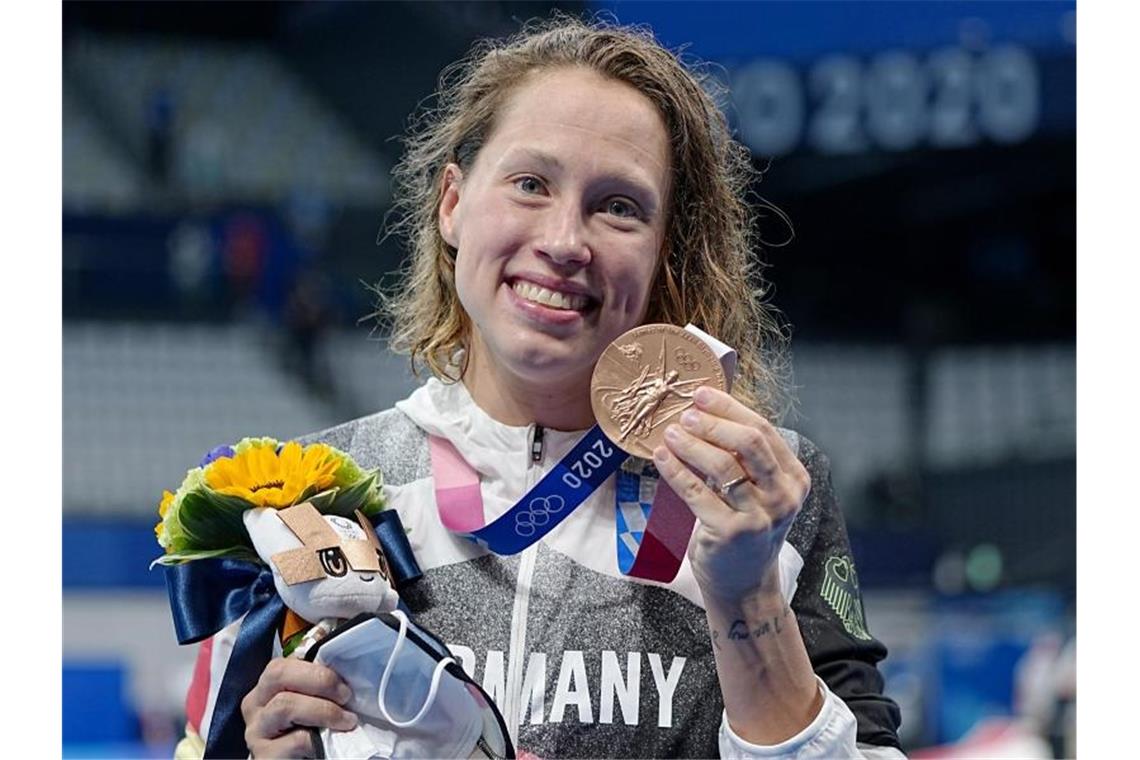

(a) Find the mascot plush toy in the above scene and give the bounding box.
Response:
[244,503,511,759]
[155,438,512,759]
[244,503,401,656]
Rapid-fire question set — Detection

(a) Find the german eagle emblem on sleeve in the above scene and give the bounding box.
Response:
[820,555,873,640]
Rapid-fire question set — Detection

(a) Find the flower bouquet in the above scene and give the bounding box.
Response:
[153,437,386,565]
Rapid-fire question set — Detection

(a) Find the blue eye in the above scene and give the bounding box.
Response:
[515,176,544,195]
[606,198,639,218]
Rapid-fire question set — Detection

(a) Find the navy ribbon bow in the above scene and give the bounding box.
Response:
[165,557,284,759]
[161,510,421,759]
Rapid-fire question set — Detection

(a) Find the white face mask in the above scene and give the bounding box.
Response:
[375,609,456,728]
[308,611,513,759]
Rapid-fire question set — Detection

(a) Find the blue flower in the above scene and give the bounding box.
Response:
[199,444,236,468]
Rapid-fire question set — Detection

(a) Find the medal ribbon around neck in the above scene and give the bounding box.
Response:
[431,324,736,582]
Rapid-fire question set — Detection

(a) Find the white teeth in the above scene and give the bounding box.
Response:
[512,281,589,311]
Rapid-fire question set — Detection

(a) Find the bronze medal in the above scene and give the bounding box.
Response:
[591,324,727,458]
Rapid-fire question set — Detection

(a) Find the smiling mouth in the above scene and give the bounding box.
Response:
[511,280,593,311]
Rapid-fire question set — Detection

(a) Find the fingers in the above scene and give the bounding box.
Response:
[690,386,802,476]
[242,658,357,758]
[652,443,731,528]
[251,689,357,738]
[661,387,810,523]
[664,422,752,498]
[248,727,318,759]
[655,439,792,545]
[246,658,352,711]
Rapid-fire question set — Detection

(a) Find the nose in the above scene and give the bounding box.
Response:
[537,200,591,268]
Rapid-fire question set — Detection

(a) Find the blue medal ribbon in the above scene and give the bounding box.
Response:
[433,426,693,581]
[461,426,626,554]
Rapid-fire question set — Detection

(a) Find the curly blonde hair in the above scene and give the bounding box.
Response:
[379,14,791,421]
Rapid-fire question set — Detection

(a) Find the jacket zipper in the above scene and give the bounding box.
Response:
[531,424,545,462]
[503,424,543,747]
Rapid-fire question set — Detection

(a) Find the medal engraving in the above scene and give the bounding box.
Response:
[591,324,727,458]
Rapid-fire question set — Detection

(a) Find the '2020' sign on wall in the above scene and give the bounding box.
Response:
[730,45,1040,156]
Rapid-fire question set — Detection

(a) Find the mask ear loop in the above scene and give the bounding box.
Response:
[376,610,456,728]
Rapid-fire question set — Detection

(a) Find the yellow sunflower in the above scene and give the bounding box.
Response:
[204,442,339,508]
[155,489,175,546]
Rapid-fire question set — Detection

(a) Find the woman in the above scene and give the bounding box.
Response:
[191,16,903,759]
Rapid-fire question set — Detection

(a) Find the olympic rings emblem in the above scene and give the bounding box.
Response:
[514,495,567,537]
[674,348,701,372]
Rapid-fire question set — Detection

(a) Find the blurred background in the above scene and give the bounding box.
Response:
[61,1,1075,757]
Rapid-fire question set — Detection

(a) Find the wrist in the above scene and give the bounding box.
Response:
[699,562,784,611]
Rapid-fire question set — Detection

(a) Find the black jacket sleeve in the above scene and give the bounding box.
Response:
[787,434,904,751]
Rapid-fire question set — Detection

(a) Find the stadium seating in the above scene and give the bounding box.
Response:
[63,80,146,213]
[65,34,389,208]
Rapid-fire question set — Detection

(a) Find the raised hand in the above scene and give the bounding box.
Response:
[652,386,811,604]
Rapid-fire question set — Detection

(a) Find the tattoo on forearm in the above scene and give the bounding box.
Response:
[716,606,792,644]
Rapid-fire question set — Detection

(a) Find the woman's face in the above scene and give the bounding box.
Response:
[439,66,672,396]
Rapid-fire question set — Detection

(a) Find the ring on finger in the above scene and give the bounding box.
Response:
[717,474,752,499]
